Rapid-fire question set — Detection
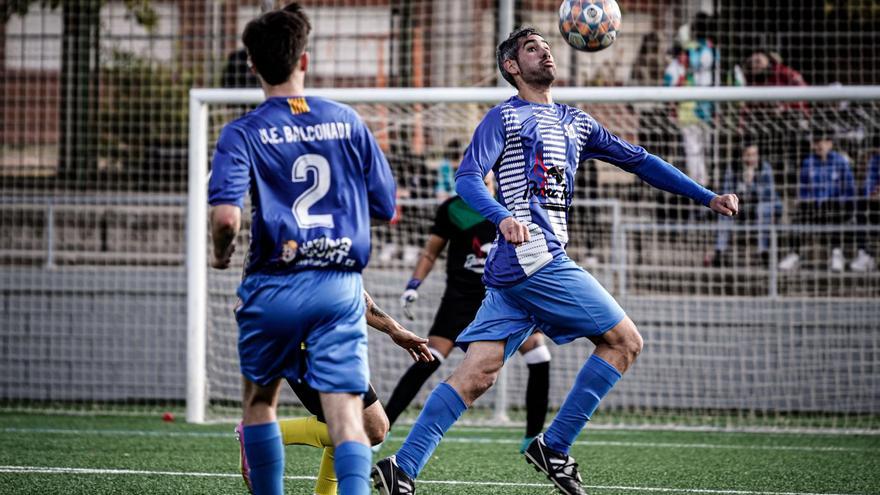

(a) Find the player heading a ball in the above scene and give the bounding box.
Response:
[559,0,621,52]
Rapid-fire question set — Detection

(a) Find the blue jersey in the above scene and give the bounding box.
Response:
[799,151,855,203]
[867,154,880,197]
[208,96,396,276]
[456,96,715,287]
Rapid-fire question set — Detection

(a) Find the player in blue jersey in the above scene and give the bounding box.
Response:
[208,4,398,495]
[373,28,739,495]
[388,174,551,453]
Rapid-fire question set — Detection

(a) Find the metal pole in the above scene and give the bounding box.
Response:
[45,202,55,269]
[492,0,515,424]
[769,227,778,298]
[185,94,209,424]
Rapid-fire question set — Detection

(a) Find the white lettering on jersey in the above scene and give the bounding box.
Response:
[260,122,353,145]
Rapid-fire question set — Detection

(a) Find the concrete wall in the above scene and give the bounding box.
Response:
[2,267,878,414]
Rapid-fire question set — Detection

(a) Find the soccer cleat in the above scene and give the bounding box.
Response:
[234,423,253,494]
[850,249,876,272]
[830,248,845,272]
[523,434,586,495]
[372,455,416,495]
[778,252,800,271]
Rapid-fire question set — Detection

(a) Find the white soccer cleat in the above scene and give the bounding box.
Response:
[849,249,876,272]
[778,252,800,271]
[830,248,845,272]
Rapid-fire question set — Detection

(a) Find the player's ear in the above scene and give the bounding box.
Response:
[503,58,520,76]
[246,55,256,75]
[298,51,309,73]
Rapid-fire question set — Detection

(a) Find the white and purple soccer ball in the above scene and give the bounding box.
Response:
[558,0,622,52]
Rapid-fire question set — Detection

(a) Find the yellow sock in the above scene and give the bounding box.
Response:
[314,447,337,495]
[279,416,332,448]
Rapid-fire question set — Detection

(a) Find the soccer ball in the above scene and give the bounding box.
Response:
[558,0,622,52]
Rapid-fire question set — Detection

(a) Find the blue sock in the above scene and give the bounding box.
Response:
[395,382,467,479]
[543,354,621,455]
[243,422,284,495]
[335,441,372,495]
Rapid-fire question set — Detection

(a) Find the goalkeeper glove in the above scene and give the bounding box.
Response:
[400,278,421,320]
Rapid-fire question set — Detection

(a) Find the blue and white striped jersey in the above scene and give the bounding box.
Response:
[208,96,397,276]
[456,96,715,287]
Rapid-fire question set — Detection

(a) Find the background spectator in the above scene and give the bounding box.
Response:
[779,128,856,271]
[663,12,717,187]
[714,141,782,267]
[851,146,880,271]
[434,139,462,200]
[740,48,810,185]
[221,48,259,88]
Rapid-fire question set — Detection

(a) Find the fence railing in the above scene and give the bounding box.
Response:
[2,195,878,299]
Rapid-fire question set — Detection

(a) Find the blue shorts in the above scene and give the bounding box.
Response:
[235,270,368,394]
[457,256,626,360]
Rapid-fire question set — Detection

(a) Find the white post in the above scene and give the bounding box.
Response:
[186,93,209,424]
[492,0,515,424]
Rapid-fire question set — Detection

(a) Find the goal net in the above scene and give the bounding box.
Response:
[189,86,880,430]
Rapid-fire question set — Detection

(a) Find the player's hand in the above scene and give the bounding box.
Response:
[499,216,530,246]
[710,194,739,217]
[388,325,433,363]
[400,289,418,320]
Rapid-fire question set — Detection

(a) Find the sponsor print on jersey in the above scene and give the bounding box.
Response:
[524,151,570,208]
[277,236,356,268]
[533,105,570,245]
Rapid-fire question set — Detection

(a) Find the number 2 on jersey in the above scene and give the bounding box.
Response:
[291,153,334,229]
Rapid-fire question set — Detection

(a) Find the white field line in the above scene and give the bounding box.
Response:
[201,417,880,437]
[2,427,875,453]
[449,424,880,437]
[0,465,868,495]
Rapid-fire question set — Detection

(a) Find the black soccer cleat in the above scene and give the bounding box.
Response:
[523,433,587,495]
[372,455,416,495]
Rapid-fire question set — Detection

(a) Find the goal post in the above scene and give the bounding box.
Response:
[187,86,880,428]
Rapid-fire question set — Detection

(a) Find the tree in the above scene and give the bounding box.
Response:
[3,0,157,184]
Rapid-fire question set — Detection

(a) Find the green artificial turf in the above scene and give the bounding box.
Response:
[0,413,877,494]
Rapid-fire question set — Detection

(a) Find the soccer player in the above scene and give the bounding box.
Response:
[209,4,398,494]
[372,28,739,495]
[389,174,551,452]
[236,291,434,495]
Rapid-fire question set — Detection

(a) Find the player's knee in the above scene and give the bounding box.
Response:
[470,365,502,396]
[621,326,643,362]
[364,412,389,445]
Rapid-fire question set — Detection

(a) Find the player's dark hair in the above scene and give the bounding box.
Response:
[242,2,311,86]
[497,27,543,88]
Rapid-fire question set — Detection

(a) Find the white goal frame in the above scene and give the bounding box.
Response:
[186,85,880,424]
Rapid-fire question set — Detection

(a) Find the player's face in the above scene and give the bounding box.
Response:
[813,138,833,157]
[516,35,556,86]
[742,145,759,168]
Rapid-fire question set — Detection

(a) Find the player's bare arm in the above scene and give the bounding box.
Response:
[364,291,433,363]
[209,204,241,269]
[400,234,448,319]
